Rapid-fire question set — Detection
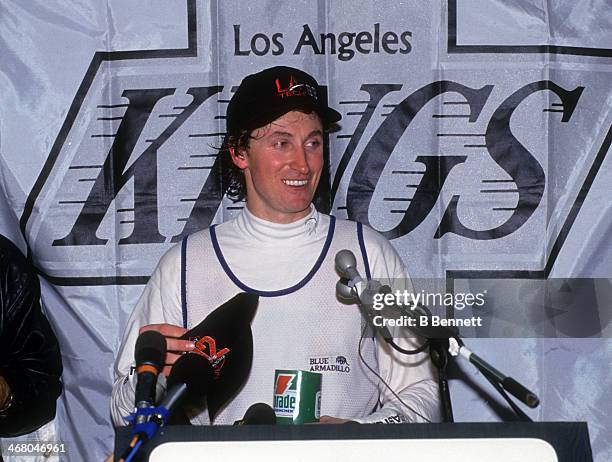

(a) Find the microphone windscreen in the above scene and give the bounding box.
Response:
[242,403,277,425]
[135,330,166,368]
[335,249,357,275]
[180,292,259,420]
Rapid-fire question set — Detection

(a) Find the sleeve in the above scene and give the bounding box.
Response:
[353,226,441,424]
[110,244,183,427]
[0,256,63,437]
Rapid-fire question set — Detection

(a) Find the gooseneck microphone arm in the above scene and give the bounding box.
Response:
[335,249,540,423]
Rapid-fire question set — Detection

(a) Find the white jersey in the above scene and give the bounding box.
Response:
[111,206,440,426]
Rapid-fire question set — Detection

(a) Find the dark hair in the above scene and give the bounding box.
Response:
[219,129,251,202]
[219,110,337,203]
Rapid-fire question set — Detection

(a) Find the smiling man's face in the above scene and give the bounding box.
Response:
[230,110,324,224]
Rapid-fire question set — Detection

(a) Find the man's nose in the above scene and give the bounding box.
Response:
[291,146,310,174]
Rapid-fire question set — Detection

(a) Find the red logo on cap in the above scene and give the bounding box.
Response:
[190,335,230,378]
[275,76,317,100]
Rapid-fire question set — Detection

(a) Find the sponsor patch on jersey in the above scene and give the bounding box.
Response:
[308,355,351,374]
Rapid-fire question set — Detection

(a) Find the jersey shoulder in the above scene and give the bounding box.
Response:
[331,217,392,251]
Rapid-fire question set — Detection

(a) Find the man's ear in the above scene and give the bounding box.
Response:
[229,146,248,169]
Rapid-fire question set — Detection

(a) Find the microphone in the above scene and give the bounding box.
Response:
[118,353,214,462]
[335,249,366,297]
[180,292,259,420]
[151,353,215,426]
[335,249,393,341]
[133,331,166,423]
[336,250,456,341]
[233,403,277,425]
[335,250,539,411]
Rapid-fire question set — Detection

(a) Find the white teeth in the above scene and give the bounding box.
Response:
[283,179,308,186]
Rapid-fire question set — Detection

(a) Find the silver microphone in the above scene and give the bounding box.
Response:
[335,249,367,298]
[335,249,392,341]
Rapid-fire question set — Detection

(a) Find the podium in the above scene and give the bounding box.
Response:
[115,422,593,462]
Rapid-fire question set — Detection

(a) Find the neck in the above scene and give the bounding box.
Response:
[244,204,313,224]
[234,205,320,245]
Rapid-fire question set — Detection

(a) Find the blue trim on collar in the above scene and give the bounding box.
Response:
[181,236,188,329]
[357,222,372,280]
[210,215,336,297]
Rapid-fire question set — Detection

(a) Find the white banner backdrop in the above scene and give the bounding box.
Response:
[0,1,610,460]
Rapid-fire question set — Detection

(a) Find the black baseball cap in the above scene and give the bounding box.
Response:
[226,66,342,134]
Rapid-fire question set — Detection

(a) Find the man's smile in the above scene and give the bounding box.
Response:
[282,179,308,187]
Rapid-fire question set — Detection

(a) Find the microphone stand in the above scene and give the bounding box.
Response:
[399,301,455,422]
[337,278,539,422]
[446,335,539,418]
[428,337,454,422]
[404,303,539,422]
[334,250,538,422]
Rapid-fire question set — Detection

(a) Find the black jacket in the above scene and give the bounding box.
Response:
[0,235,63,437]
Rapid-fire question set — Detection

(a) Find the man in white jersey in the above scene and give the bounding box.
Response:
[111,66,440,426]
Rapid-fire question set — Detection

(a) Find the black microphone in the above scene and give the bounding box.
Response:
[118,352,216,462]
[151,353,215,427]
[134,331,166,422]
[335,249,393,341]
[180,292,259,420]
[233,403,277,425]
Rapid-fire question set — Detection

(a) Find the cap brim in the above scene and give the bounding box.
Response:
[324,107,342,125]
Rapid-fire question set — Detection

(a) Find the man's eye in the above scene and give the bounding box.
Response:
[274,140,289,149]
[306,139,322,148]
